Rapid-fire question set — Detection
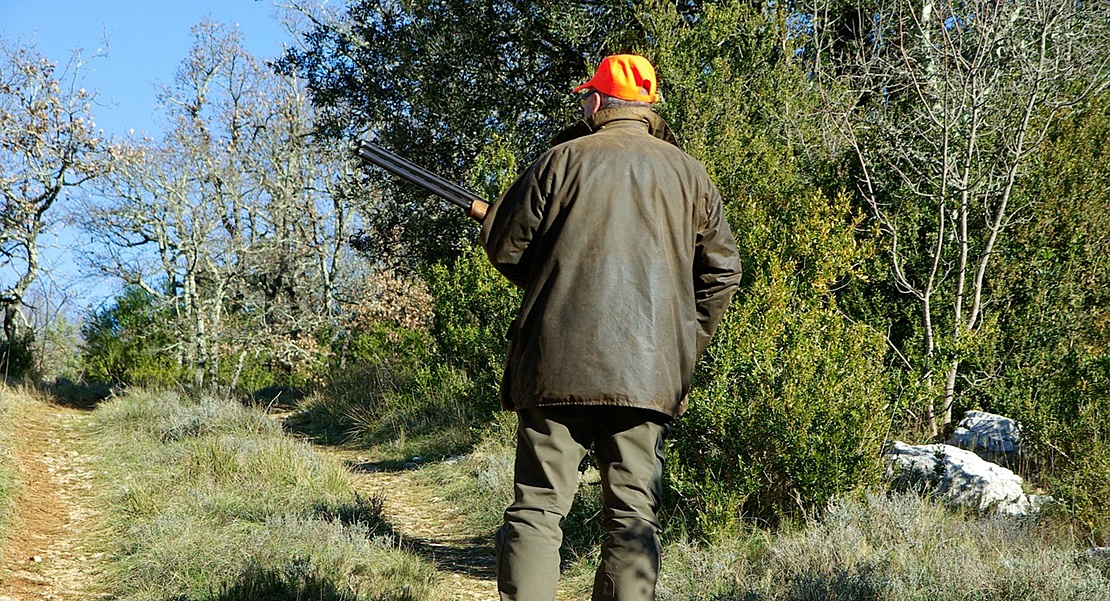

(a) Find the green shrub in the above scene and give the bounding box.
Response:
[423,242,522,415]
[349,363,475,450]
[80,286,184,387]
[287,242,522,459]
[993,354,1110,544]
[978,95,1110,543]
[285,318,483,460]
[0,329,35,380]
[669,190,890,532]
[671,296,889,532]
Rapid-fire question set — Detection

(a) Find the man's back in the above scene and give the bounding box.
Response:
[482,106,740,417]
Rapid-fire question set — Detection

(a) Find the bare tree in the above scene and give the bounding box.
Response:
[23,277,81,378]
[0,38,105,352]
[84,21,358,388]
[808,0,1110,435]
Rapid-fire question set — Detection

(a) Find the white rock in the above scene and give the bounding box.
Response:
[947,411,1021,457]
[1086,547,1110,560]
[884,441,1037,516]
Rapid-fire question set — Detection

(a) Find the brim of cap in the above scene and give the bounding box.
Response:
[571,81,593,94]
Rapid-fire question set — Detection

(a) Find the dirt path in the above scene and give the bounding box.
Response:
[330,452,585,601]
[337,453,500,601]
[0,393,106,601]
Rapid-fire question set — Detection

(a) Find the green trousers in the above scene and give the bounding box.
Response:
[495,406,672,601]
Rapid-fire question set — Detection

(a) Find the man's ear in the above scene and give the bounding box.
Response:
[585,91,602,117]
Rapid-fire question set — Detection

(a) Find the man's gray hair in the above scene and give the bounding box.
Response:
[599,91,653,110]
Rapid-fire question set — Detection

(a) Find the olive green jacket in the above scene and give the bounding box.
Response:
[481,107,742,417]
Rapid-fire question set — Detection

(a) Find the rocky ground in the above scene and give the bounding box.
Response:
[0,396,107,601]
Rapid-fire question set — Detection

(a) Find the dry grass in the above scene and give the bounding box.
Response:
[285,364,482,462]
[419,419,1110,601]
[657,491,1110,601]
[88,388,446,601]
[0,384,28,544]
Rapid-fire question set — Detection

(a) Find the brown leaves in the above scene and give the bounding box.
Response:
[0,37,108,317]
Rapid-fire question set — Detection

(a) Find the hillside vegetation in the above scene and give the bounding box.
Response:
[88,389,443,600]
[2,0,1110,596]
[0,386,25,544]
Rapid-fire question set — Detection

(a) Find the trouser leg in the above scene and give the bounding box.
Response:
[497,407,589,601]
[592,409,670,601]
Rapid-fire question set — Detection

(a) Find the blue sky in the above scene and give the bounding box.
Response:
[2,0,294,137]
[2,1,301,313]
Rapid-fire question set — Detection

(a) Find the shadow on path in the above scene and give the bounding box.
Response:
[392,529,497,582]
[342,458,499,591]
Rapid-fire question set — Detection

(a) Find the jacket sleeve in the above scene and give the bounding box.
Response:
[480,155,551,288]
[693,186,742,357]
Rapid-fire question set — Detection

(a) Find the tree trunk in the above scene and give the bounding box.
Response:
[943,359,959,432]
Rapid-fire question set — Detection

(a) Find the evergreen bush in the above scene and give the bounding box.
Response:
[0,329,34,380]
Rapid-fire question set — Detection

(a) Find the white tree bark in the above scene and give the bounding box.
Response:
[83,21,359,388]
[810,0,1110,435]
[1,40,106,346]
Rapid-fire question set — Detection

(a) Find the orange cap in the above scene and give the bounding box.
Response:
[572,54,660,103]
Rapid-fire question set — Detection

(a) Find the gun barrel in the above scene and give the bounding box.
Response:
[356,140,486,214]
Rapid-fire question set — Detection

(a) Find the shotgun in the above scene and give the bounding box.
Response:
[355,139,489,221]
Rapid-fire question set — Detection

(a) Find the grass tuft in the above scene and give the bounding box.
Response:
[656,491,1110,601]
[0,384,31,543]
[89,388,444,600]
[285,365,482,462]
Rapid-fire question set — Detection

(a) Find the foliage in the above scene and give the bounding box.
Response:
[671,190,889,530]
[983,94,1110,543]
[606,0,890,528]
[89,388,444,600]
[80,285,182,386]
[289,242,523,459]
[0,327,34,380]
[291,147,523,456]
[84,21,358,389]
[289,315,498,463]
[423,243,521,414]
[79,283,329,395]
[278,0,654,267]
[804,0,1110,433]
[25,301,82,381]
[0,36,106,350]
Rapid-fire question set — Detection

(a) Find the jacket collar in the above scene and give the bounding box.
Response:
[550,106,680,149]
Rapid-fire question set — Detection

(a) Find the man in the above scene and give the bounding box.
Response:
[480,54,742,601]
